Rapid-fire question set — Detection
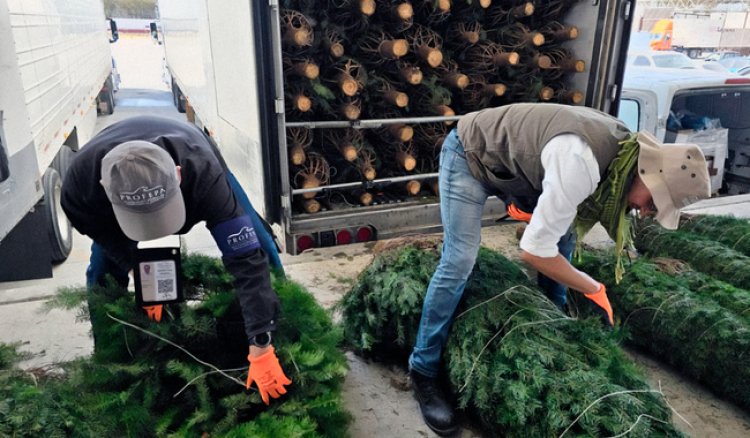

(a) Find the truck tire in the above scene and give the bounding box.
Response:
[172,79,186,113]
[52,145,76,183]
[42,168,73,264]
[98,75,115,115]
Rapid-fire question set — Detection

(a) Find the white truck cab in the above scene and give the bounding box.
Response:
[618,67,750,194]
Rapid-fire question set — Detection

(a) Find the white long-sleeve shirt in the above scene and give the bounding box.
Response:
[519,134,601,257]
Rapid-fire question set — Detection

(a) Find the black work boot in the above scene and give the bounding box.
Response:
[410,369,459,436]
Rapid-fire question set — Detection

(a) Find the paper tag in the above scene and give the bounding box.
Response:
[138,260,178,302]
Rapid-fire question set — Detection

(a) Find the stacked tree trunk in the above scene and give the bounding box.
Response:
[282,0,586,213]
[341,243,684,437]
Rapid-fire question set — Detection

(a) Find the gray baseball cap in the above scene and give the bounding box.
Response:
[100,141,186,241]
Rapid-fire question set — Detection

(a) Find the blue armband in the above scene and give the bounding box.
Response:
[210,215,261,257]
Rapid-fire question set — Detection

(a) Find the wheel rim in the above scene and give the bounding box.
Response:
[54,183,71,244]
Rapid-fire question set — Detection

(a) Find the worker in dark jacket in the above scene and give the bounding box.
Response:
[408,103,712,435]
[61,116,290,406]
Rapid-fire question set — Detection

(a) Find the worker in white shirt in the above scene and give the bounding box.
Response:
[408,103,712,436]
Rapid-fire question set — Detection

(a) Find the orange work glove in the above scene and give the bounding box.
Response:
[246,346,292,405]
[143,305,163,322]
[584,283,614,327]
[507,203,532,223]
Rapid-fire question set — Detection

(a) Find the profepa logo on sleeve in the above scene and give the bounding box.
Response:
[100,140,186,242]
[211,216,261,256]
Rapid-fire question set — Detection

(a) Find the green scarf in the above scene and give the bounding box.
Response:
[574,133,640,283]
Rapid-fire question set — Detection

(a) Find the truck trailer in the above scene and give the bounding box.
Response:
[0,0,118,281]
[649,11,750,58]
[156,0,633,254]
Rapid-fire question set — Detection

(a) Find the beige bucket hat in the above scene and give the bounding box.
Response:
[636,131,711,230]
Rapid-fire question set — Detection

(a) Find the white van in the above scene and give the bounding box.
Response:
[618,67,750,195]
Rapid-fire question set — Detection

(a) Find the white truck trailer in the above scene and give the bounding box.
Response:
[156,0,634,254]
[0,0,118,281]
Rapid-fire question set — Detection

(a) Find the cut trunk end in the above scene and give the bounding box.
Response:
[287,29,313,47]
[389,124,414,142]
[401,66,423,85]
[395,3,414,21]
[435,104,455,124]
[445,72,469,90]
[405,180,421,196]
[419,46,443,68]
[290,145,306,166]
[339,143,358,162]
[539,86,554,101]
[329,43,345,58]
[294,95,312,112]
[494,51,519,66]
[360,0,376,16]
[301,177,320,200]
[358,191,373,206]
[303,199,321,213]
[385,90,409,108]
[339,75,360,97]
[479,0,491,9]
[484,83,507,97]
[397,151,417,171]
[341,102,361,120]
[461,30,480,44]
[294,61,320,79]
[513,2,534,18]
[535,55,552,69]
[362,166,376,181]
[380,39,409,59]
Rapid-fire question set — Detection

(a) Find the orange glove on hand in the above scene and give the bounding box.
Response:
[507,203,532,223]
[584,283,614,327]
[143,305,163,322]
[246,346,292,405]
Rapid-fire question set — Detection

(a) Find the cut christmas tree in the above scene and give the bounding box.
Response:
[0,254,350,437]
[576,250,750,412]
[341,243,685,437]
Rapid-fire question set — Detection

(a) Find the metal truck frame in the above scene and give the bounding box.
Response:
[156,0,633,254]
[0,0,117,281]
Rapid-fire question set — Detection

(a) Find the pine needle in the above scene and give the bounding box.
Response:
[106,313,245,388]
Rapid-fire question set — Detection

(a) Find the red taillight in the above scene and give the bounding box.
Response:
[725,78,750,84]
[296,235,315,252]
[356,226,374,242]
[336,229,352,245]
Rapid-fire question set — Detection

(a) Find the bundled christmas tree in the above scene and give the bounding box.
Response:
[340,243,684,437]
[634,218,750,290]
[577,250,750,412]
[0,254,350,437]
[678,214,750,257]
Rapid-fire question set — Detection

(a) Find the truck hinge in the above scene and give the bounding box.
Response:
[609,84,619,102]
[268,0,278,6]
[275,98,285,114]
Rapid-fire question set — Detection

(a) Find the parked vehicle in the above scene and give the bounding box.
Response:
[628,50,726,73]
[718,56,750,73]
[649,11,750,58]
[156,0,632,254]
[0,0,118,281]
[618,67,750,195]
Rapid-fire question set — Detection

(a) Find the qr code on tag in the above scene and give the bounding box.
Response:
[157,279,175,297]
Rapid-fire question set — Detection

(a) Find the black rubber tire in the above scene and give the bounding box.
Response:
[172,78,186,113]
[42,168,73,264]
[52,145,76,183]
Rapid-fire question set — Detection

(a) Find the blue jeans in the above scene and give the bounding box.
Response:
[87,172,284,286]
[408,130,575,377]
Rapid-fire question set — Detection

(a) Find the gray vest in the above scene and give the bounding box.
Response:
[456,103,630,204]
